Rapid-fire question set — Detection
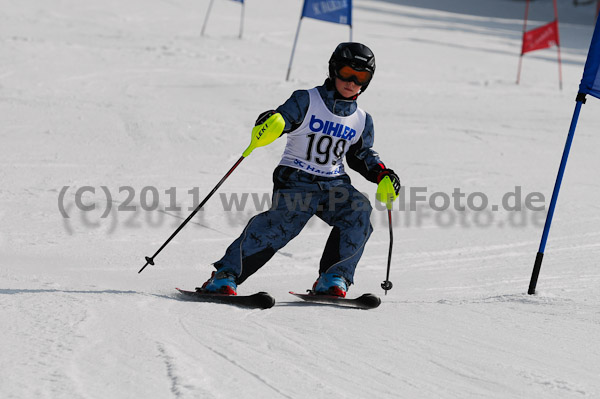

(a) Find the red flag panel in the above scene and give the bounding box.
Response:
[521,20,560,55]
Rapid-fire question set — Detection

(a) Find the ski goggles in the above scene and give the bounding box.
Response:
[335,65,373,86]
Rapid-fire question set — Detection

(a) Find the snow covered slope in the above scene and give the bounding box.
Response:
[1,0,599,398]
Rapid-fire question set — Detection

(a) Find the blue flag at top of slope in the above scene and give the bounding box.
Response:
[579,16,600,99]
[302,0,352,26]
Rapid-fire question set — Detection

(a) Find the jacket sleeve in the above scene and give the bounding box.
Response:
[346,112,385,183]
[275,90,310,133]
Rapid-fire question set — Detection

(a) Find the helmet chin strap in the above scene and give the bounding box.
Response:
[331,77,362,100]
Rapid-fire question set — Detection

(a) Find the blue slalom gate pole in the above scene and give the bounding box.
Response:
[528,94,586,295]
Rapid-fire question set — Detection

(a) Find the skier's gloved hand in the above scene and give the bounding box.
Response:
[255,110,277,126]
[242,111,285,157]
[377,169,401,194]
[376,169,401,206]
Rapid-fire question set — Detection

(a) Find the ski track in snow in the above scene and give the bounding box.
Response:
[2,0,600,398]
[177,317,296,399]
[156,342,185,398]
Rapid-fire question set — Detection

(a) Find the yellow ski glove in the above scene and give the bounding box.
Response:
[242,111,285,157]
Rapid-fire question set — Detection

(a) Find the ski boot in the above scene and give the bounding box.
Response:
[199,271,238,295]
[312,272,348,297]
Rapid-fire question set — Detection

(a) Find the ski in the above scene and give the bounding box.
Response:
[289,291,381,309]
[176,288,275,309]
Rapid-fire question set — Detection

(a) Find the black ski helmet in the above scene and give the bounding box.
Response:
[328,42,376,92]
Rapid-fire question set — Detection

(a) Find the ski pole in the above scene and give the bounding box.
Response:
[138,112,285,274]
[381,207,394,295]
[376,175,398,294]
[139,156,245,273]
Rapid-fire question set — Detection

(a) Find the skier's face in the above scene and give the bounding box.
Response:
[334,77,362,98]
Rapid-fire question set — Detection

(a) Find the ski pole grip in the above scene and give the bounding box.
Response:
[242,113,285,157]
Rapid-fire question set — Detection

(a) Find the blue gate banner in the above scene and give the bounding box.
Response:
[302,0,352,26]
[579,16,600,99]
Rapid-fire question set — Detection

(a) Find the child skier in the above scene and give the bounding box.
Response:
[201,42,400,297]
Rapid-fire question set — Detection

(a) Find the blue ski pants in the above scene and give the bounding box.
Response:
[213,166,373,285]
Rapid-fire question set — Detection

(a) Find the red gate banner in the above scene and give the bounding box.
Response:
[517,0,562,89]
[521,20,560,55]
